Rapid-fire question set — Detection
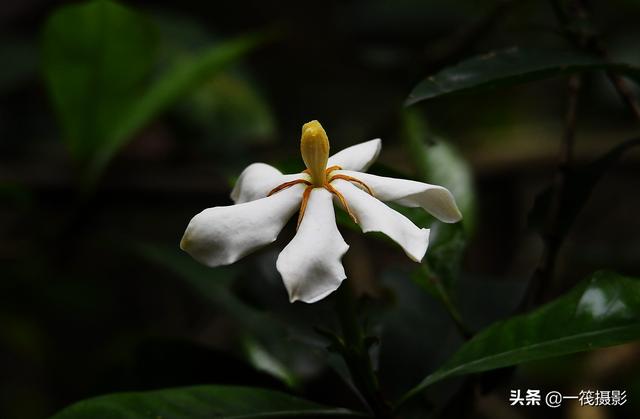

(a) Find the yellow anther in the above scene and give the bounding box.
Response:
[300,120,329,187]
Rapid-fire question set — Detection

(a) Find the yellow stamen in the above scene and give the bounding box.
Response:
[266,121,377,228]
[300,120,329,187]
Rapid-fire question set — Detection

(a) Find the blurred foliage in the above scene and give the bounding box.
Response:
[42,0,157,168]
[402,109,476,231]
[136,243,358,398]
[152,13,276,147]
[42,0,262,186]
[136,244,309,387]
[51,385,367,418]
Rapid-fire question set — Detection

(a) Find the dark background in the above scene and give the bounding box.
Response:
[1,0,640,418]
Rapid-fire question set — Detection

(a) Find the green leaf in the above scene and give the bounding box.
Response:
[176,71,276,145]
[89,33,262,181]
[405,47,640,106]
[51,385,368,418]
[401,110,476,231]
[42,0,157,162]
[43,0,262,185]
[528,137,640,238]
[400,271,640,404]
[377,269,463,399]
[400,110,474,321]
[425,224,467,289]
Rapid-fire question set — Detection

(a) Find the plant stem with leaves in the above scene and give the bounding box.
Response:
[335,284,393,419]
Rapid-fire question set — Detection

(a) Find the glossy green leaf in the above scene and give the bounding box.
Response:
[42,0,157,162]
[400,271,640,404]
[51,385,368,418]
[405,47,640,106]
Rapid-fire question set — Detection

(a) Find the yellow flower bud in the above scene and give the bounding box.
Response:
[300,120,329,186]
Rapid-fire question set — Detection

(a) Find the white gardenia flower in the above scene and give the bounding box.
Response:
[181,120,462,303]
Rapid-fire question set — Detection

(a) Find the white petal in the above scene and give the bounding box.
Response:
[327,138,381,172]
[181,185,304,267]
[332,179,429,262]
[230,163,308,204]
[276,188,349,303]
[334,170,462,223]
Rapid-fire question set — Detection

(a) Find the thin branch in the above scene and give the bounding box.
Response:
[604,69,640,121]
[423,0,514,70]
[551,0,640,121]
[523,74,582,309]
[335,285,393,419]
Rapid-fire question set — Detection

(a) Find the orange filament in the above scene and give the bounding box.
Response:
[324,181,357,224]
[325,165,342,174]
[297,186,313,228]
[267,165,374,229]
[267,179,311,197]
[329,174,374,196]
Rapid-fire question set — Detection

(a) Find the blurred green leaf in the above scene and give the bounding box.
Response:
[529,137,640,238]
[93,34,263,180]
[424,223,466,290]
[136,244,322,389]
[377,269,462,400]
[136,244,276,341]
[42,0,157,163]
[176,72,276,145]
[50,385,367,418]
[401,271,640,404]
[401,110,474,325]
[42,0,262,186]
[139,14,275,146]
[405,47,640,106]
[242,337,297,388]
[402,110,476,231]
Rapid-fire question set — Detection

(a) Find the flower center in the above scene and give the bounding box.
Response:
[267,120,374,228]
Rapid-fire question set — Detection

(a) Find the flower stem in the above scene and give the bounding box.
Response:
[335,284,393,418]
[427,272,472,340]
